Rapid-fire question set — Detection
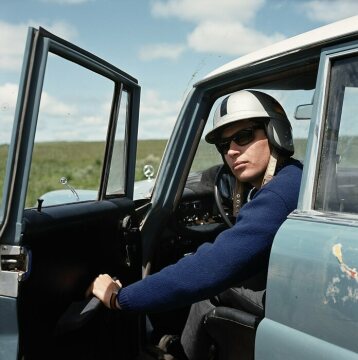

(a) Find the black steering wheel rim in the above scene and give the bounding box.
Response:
[214,165,236,228]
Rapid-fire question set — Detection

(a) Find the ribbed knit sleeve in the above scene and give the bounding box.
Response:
[118,160,302,313]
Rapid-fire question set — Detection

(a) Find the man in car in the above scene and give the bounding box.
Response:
[89,90,303,359]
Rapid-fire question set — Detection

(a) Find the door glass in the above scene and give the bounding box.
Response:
[107,90,127,195]
[315,55,358,214]
[25,53,115,208]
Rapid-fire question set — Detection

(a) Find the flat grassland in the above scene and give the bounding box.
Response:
[0,140,168,207]
[0,139,307,207]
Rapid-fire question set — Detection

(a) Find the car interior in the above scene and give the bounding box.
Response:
[3,23,358,360]
[136,66,322,359]
[13,60,323,360]
[15,27,358,359]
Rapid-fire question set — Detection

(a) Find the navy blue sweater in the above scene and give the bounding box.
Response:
[118,159,302,312]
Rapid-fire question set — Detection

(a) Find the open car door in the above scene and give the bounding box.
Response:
[0,27,142,360]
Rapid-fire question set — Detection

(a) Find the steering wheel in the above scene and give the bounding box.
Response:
[214,165,237,228]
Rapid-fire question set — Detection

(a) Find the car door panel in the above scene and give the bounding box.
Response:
[18,199,141,359]
[256,317,358,360]
[0,27,142,360]
[259,219,358,359]
[0,296,18,359]
[256,41,358,359]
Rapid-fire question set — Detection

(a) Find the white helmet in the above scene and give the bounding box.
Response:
[205,90,294,156]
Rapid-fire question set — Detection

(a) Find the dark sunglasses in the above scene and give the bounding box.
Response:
[215,125,264,154]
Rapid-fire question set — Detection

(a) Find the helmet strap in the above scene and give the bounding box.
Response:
[262,148,278,186]
[230,146,287,216]
[233,148,279,216]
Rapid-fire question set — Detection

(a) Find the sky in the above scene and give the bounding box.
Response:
[1,0,358,142]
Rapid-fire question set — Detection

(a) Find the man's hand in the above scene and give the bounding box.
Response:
[88,274,122,309]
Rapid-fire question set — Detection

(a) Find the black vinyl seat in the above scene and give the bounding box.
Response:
[203,306,262,360]
[202,286,265,360]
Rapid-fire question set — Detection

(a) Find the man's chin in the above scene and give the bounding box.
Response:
[237,173,260,186]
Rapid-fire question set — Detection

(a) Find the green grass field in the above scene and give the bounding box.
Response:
[0,138,308,208]
[0,140,168,207]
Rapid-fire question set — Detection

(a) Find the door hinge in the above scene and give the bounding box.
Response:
[0,245,30,297]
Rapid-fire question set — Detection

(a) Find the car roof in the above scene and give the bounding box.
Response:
[198,15,358,85]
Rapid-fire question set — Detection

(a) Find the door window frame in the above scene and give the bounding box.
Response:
[0,27,140,244]
[296,40,358,221]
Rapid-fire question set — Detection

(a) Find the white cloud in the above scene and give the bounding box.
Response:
[188,21,285,56]
[138,113,177,139]
[0,20,78,71]
[140,90,182,116]
[0,83,18,113]
[41,20,78,40]
[82,115,106,126]
[34,104,108,142]
[139,43,185,61]
[0,82,84,142]
[0,83,18,143]
[300,0,358,23]
[151,0,264,23]
[0,85,180,141]
[40,92,77,116]
[138,90,182,138]
[149,0,284,58]
[0,22,29,71]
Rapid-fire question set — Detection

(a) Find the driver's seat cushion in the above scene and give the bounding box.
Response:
[203,272,266,360]
[217,287,265,317]
[203,306,261,360]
